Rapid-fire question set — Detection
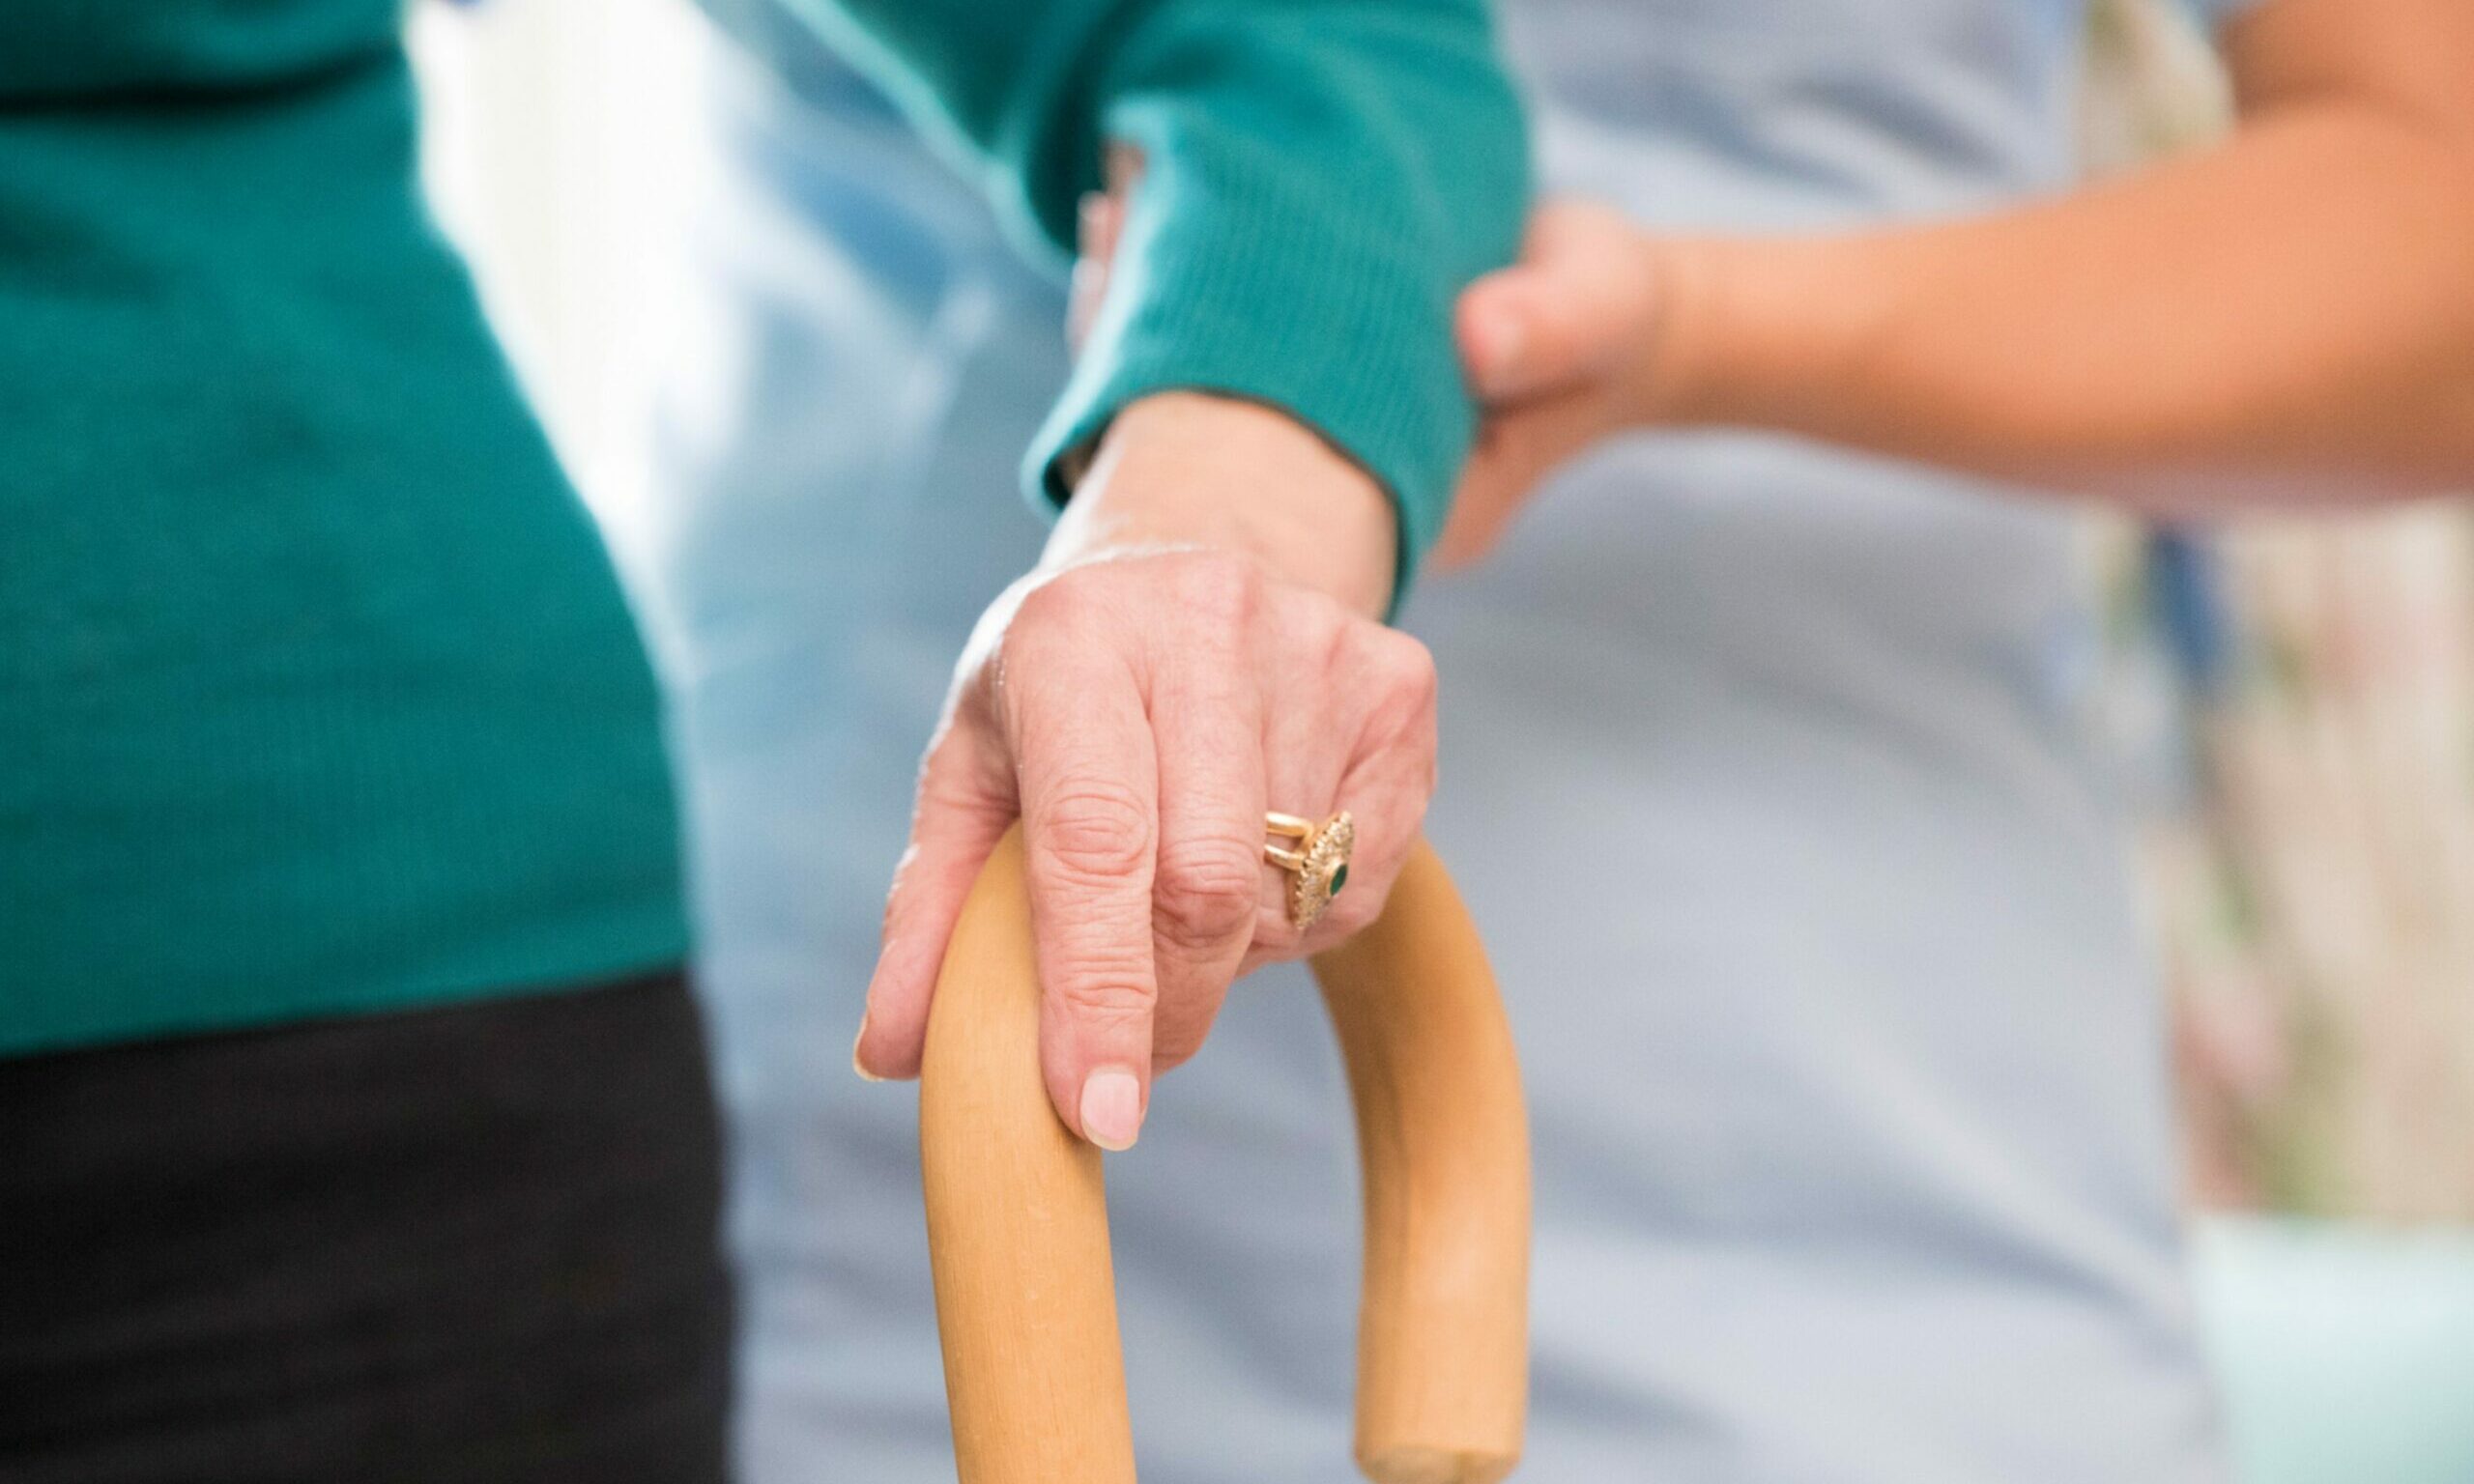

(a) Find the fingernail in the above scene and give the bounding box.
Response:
[851,1014,885,1083]
[1079,1068,1144,1152]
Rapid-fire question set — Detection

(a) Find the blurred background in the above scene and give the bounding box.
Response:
[409,0,2474,1477]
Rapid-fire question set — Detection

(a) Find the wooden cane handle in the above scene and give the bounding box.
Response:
[920,826,1530,1484]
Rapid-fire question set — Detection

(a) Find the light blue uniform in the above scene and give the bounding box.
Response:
[635,3,2260,1478]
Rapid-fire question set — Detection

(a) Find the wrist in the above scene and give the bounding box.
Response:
[1646,235,1891,434]
[1045,391,1398,618]
[1624,236,1724,423]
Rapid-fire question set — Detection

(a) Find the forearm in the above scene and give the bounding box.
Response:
[786,0,1527,589]
[1658,5,2474,511]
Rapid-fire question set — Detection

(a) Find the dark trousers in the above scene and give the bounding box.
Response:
[0,973,733,1484]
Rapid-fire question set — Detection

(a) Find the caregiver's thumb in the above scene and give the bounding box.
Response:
[1456,198,1664,405]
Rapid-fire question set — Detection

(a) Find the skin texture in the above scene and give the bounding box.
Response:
[1437,0,2474,565]
[853,389,1436,1154]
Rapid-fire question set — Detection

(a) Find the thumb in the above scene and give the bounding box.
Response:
[1456,200,1657,404]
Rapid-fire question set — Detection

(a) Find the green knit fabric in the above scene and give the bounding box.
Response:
[0,0,1526,1056]
[771,0,1531,575]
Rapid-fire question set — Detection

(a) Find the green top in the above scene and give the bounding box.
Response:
[0,0,1525,1057]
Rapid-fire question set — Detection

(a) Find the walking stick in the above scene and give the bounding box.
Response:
[920,826,1531,1484]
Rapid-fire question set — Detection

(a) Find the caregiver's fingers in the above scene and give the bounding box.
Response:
[1142,563,1266,1073]
[1433,386,1631,569]
[856,713,1017,1081]
[1004,587,1166,1152]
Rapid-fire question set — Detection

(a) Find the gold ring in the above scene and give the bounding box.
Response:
[1264,811,1355,931]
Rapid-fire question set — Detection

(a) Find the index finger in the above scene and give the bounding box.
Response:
[1005,618,1163,1152]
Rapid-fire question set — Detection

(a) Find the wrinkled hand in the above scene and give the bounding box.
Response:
[1439,199,1684,568]
[852,393,1438,1154]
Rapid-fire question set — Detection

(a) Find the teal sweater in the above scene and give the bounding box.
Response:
[0,0,1525,1056]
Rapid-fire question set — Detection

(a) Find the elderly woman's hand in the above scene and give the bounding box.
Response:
[851,391,1439,1153]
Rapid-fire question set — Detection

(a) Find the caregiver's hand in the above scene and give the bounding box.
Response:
[1438,199,1688,567]
[853,391,1440,1153]
[1452,5,2474,545]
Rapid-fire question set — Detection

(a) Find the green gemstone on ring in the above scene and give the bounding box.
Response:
[1328,863,1348,898]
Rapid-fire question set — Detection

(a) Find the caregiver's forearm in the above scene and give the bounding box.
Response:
[1654,0,2474,512]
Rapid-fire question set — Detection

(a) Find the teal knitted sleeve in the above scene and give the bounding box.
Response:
[776,0,1531,596]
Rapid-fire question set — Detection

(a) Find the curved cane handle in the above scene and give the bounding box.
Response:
[920,826,1530,1484]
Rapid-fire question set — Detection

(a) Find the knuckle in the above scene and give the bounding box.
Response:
[1054,965,1156,1031]
[1152,835,1262,950]
[1016,565,1106,633]
[1362,631,1441,744]
[1034,778,1155,884]
[1010,573,1066,629]
[1376,630,1440,703]
[913,746,997,823]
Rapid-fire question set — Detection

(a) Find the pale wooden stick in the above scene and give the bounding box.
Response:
[920,827,1531,1483]
[919,828,1136,1484]
[1312,840,1533,1484]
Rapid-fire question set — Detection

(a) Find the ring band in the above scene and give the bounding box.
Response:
[1264,810,1355,931]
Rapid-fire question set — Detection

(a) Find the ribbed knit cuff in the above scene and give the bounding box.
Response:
[1021,124,1484,612]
